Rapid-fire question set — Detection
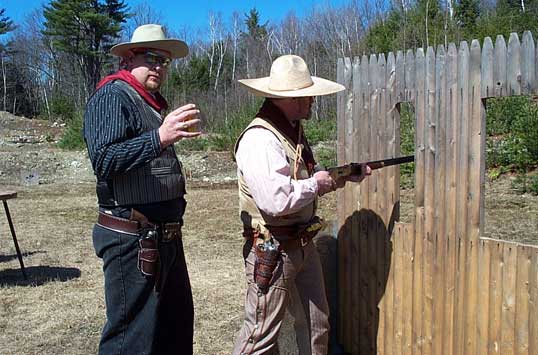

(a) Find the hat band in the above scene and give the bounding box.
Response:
[268,79,314,92]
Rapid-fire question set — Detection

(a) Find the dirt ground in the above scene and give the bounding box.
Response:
[0,112,536,354]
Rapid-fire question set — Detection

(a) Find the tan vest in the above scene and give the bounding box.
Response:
[234,117,317,232]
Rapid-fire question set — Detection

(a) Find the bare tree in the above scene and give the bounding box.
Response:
[230,11,241,81]
[124,1,165,40]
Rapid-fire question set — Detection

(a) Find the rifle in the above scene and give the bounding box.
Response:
[327,155,415,180]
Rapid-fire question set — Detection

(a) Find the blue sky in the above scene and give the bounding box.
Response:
[2,0,348,31]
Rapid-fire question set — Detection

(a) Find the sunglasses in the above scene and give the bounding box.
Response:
[138,51,172,68]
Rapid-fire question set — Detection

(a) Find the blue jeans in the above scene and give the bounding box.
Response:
[93,224,194,355]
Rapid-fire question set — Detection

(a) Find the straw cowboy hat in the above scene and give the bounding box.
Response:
[238,55,345,98]
[111,24,188,59]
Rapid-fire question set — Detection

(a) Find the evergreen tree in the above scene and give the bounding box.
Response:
[243,8,268,40]
[0,8,14,36]
[239,8,270,78]
[455,0,480,31]
[43,0,130,96]
[363,10,403,54]
[0,9,16,112]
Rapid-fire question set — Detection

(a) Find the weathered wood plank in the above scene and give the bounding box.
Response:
[422,45,436,355]
[392,51,403,250]
[501,243,517,355]
[395,51,405,103]
[360,54,371,208]
[464,239,478,355]
[0,191,17,200]
[336,58,346,164]
[444,42,459,355]
[344,56,355,351]
[405,49,416,102]
[482,37,494,98]
[387,52,399,217]
[521,31,535,94]
[454,40,470,355]
[489,240,503,354]
[433,44,447,355]
[336,56,353,350]
[387,50,398,160]
[515,245,530,355]
[463,38,482,355]
[368,53,380,354]
[507,32,521,96]
[412,47,426,355]
[415,47,426,211]
[377,52,394,355]
[529,250,538,355]
[376,76,389,355]
[402,223,415,355]
[393,223,404,355]
[413,207,425,355]
[494,35,507,96]
[350,56,361,355]
[358,54,371,355]
[477,239,492,355]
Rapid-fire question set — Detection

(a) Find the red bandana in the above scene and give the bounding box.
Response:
[95,70,168,113]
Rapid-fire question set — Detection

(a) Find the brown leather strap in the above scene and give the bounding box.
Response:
[98,211,182,241]
[265,225,300,238]
[98,212,140,234]
[277,235,313,250]
[243,226,313,250]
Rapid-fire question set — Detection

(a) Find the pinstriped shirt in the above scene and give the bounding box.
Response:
[84,82,162,180]
[84,81,186,223]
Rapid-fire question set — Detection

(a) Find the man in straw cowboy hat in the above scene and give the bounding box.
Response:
[233,54,371,354]
[83,24,200,354]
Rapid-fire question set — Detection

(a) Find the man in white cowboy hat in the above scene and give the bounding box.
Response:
[233,54,370,355]
[83,24,200,354]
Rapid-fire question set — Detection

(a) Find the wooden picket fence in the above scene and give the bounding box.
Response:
[335,32,538,355]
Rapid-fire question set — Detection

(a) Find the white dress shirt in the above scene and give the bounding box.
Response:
[235,127,319,217]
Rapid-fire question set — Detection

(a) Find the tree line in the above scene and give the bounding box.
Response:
[0,0,536,190]
[1,0,536,120]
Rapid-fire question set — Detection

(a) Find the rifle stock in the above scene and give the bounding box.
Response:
[327,155,415,180]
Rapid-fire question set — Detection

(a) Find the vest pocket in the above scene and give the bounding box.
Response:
[149,166,174,176]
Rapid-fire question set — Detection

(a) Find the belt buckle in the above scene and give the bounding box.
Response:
[300,236,308,247]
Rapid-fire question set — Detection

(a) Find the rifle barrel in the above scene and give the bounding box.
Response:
[326,155,414,180]
[367,155,414,170]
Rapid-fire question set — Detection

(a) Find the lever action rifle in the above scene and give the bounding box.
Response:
[326,155,415,180]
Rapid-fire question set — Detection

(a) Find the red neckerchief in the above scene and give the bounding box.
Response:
[95,70,168,113]
[256,99,317,172]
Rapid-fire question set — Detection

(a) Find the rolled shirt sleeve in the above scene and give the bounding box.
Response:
[236,127,318,217]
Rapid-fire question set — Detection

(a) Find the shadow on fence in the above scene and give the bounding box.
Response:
[335,207,395,354]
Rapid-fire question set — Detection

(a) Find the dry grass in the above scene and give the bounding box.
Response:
[0,176,535,354]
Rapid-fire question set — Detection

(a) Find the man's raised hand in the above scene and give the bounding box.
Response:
[159,103,201,147]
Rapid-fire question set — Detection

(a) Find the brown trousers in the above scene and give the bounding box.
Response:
[233,238,330,355]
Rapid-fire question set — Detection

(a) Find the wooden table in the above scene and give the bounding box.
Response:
[0,190,27,279]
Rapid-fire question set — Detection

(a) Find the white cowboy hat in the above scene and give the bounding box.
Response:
[111,24,188,59]
[238,55,345,98]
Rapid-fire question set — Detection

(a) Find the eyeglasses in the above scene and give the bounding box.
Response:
[140,51,172,68]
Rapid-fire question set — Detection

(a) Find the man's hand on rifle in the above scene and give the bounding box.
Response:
[334,163,371,188]
[314,171,336,196]
[315,164,371,196]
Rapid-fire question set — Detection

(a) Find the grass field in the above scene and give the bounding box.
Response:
[0,176,536,354]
